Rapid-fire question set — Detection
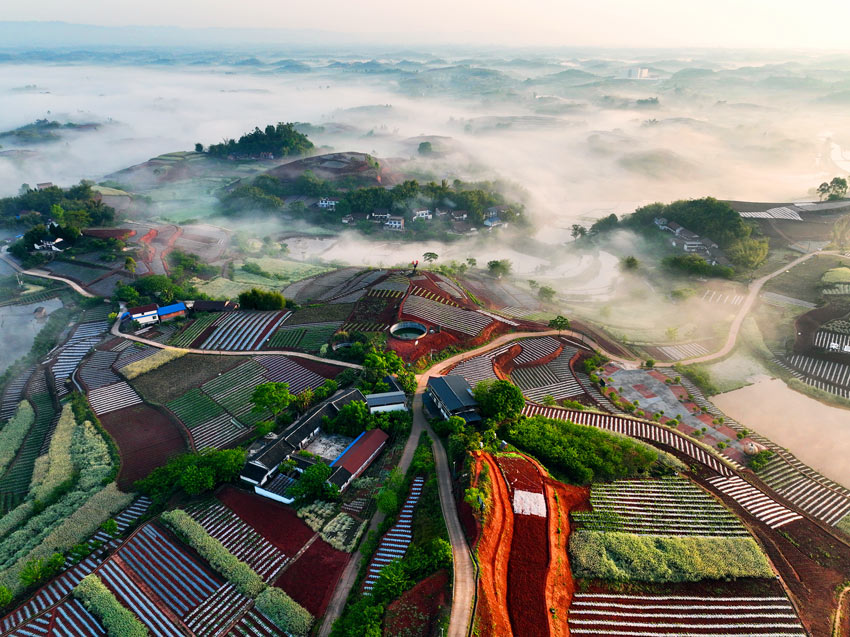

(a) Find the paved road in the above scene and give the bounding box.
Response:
[0,249,96,298]
[674,250,847,366]
[108,321,363,369]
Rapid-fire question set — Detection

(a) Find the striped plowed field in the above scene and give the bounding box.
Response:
[706,476,802,529]
[98,404,186,489]
[362,477,424,592]
[184,500,289,581]
[98,523,221,635]
[193,311,290,351]
[568,592,806,636]
[227,607,284,636]
[4,598,106,636]
[573,477,750,537]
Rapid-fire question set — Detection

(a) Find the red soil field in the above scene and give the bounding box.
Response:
[507,516,549,637]
[291,357,344,379]
[497,456,544,494]
[217,486,314,555]
[475,452,515,637]
[544,480,589,637]
[274,538,348,616]
[383,569,450,637]
[98,404,187,489]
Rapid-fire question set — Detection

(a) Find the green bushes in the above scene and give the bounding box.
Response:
[0,401,35,475]
[0,483,132,594]
[160,510,265,597]
[748,449,774,472]
[31,404,76,500]
[673,363,718,397]
[134,449,246,504]
[255,586,314,637]
[570,530,773,582]
[73,574,149,637]
[501,415,657,484]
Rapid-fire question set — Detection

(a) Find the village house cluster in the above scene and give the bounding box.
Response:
[653,217,731,267]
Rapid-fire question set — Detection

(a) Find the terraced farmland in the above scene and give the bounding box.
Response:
[6,598,106,636]
[167,388,225,428]
[78,350,121,390]
[254,355,326,393]
[363,477,423,592]
[512,345,584,402]
[522,404,734,476]
[192,311,290,351]
[50,321,109,396]
[0,366,34,422]
[573,477,750,537]
[402,294,492,336]
[86,381,143,416]
[0,497,152,635]
[707,476,803,529]
[99,524,221,634]
[267,322,342,351]
[184,500,289,581]
[168,312,222,347]
[568,592,806,636]
[757,454,850,527]
[786,354,850,397]
[0,392,55,511]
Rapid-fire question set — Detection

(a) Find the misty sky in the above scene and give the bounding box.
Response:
[3,0,850,49]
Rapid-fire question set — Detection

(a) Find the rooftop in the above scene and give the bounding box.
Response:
[365,391,406,408]
[427,375,478,412]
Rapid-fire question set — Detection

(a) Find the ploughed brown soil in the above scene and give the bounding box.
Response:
[129,354,242,404]
[99,403,187,489]
[475,452,515,637]
[545,479,589,637]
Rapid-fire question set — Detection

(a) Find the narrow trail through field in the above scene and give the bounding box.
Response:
[671,249,850,366]
[109,320,364,369]
[0,248,96,298]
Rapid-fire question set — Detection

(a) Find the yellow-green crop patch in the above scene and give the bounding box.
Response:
[822,266,850,284]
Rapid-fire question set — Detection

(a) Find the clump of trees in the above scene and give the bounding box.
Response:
[134,449,246,503]
[500,415,659,483]
[473,379,525,423]
[238,287,287,310]
[487,259,512,278]
[817,177,848,201]
[662,254,734,279]
[204,122,314,158]
[1,181,114,227]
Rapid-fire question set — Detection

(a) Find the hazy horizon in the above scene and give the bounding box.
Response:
[2,1,850,50]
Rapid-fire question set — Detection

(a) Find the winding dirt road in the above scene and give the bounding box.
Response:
[666,250,849,366]
[0,249,95,298]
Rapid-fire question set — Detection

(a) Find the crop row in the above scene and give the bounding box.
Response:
[183,500,289,581]
[169,312,222,347]
[402,294,491,336]
[196,311,289,351]
[575,477,749,537]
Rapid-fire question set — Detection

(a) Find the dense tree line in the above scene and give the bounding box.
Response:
[114,273,203,307]
[204,123,314,158]
[500,415,659,484]
[662,254,734,279]
[238,287,287,310]
[134,449,246,504]
[221,174,523,228]
[0,181,114,227]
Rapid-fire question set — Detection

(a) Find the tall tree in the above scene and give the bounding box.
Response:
[251,382,295,418]
[548,315,570,334]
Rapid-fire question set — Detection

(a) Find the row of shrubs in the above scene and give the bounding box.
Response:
[73,574,148,637]
[160,509,265,597]
[0,401,35,475]
[160,509,314,636]
[120,348,186,380]
[30,404,76,500]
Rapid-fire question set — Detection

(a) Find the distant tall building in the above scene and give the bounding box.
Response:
[627,67,650,79]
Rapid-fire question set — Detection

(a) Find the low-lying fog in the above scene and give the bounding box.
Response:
[2,48,850,230]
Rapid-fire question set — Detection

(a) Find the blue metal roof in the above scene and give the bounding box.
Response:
[157,302,186,316]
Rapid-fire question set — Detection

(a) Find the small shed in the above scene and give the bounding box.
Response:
[157,302,187,321]
[365,391,407,414]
